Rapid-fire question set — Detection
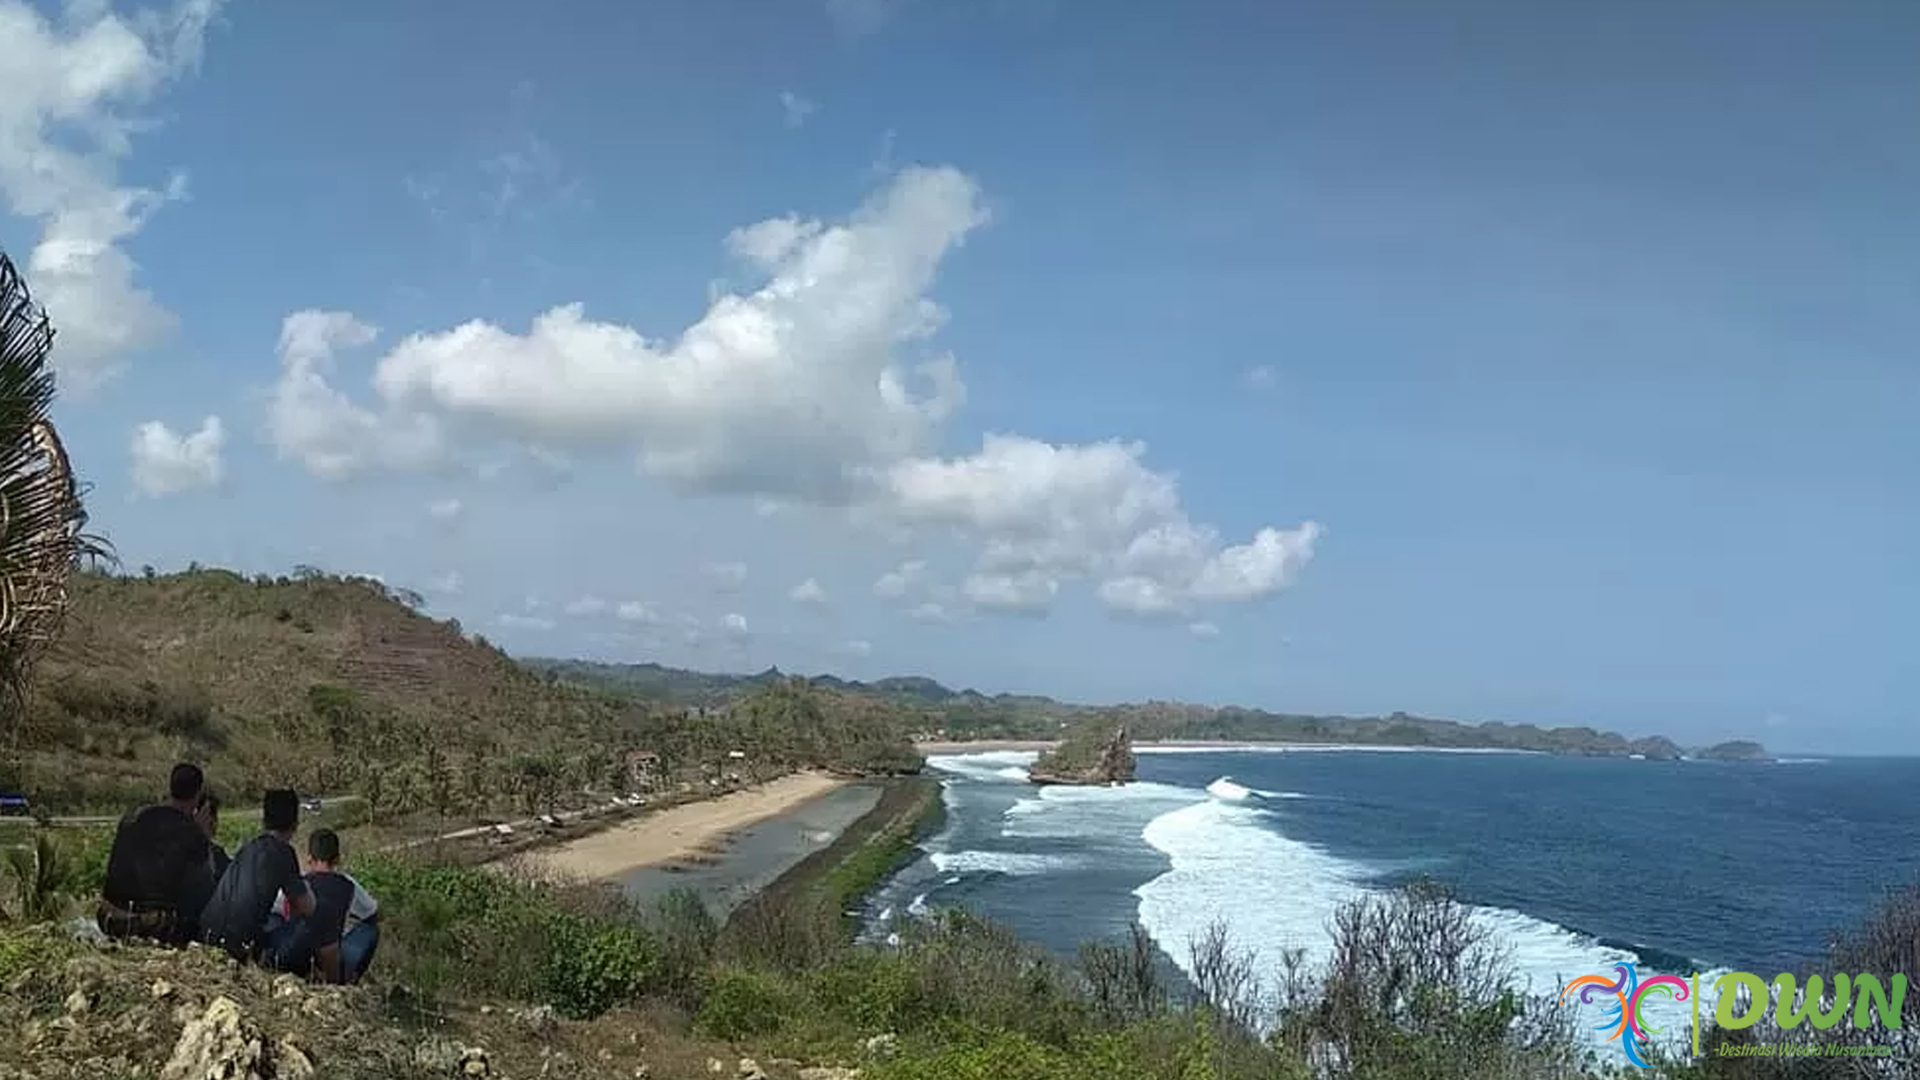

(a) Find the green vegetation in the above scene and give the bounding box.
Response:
[1698,740,1772,762]
[540,659,1764,761]
[1031,724,1136,784]
[6,786,1919,1078]
[10,566,923,813]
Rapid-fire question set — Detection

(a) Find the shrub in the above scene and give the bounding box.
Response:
[1270,879,1583,1080]
[539,911,658,1019]
[1080,923,1169,1027]
[648,888,719,1007]
[697,967,800,1040]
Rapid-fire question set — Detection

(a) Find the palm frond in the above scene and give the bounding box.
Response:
[0,249,103,753]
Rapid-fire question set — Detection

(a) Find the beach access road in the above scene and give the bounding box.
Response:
[501,770,850,882]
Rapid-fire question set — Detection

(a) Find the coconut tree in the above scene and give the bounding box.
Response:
[0,248,103,765]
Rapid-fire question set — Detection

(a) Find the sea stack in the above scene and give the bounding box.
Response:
[1030,725,1137,786]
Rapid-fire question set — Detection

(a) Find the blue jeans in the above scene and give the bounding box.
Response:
[339,919,380,983]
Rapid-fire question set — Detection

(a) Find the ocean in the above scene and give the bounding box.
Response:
[866,747,1920,1034]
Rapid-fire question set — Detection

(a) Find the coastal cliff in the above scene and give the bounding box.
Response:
[1029,726,1136,786]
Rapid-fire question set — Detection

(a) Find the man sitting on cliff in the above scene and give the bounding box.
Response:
[198,789,314,961]
[98,763,216,945]
[261,828,380,983]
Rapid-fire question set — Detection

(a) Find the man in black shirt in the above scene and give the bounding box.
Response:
[261,828,357,983]
[98,763,216,945]
[199,789,313,961]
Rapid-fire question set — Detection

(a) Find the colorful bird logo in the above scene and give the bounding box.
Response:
[1560,962,1692,1069]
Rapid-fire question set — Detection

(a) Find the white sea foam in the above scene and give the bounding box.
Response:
[908,892,931,918]
[1136,744,1540,756]
[928,751,1039,782]
[930,850,1070,877]
[1001,780,1195,838]
[1207,777,1254,802]
[1134,799,1724,1049]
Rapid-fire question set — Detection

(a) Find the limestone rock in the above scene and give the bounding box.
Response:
[274,1040,316,1080]
[160,996,267,1080]
[861,1033,898,1059]
[1029,726,1136,786]
[508,1003,560,1038]
[736,1058,767,1080]
[798,1069,864,1080]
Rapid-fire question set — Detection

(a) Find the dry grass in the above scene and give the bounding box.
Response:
[9,567,921,817]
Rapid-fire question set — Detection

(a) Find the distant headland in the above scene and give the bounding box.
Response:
[529,659,1770,765]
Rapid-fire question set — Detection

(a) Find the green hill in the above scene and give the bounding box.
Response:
[10,567,920,813]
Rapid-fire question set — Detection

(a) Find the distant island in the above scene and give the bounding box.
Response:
[528,659,1770,763]
[1696,739,1771,762]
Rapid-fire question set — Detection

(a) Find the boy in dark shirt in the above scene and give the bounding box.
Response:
[98,763,216,945]
[261,828,357,983]
[198,789,313,961]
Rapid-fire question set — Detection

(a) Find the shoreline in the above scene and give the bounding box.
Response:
[916,739,1058,754]
[917,739,1562,757]
[506,770,850,881]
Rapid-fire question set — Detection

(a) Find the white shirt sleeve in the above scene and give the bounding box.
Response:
[344,873,378,923]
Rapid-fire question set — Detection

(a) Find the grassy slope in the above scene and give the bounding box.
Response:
[14,568,921,813]
[14,567,628,810]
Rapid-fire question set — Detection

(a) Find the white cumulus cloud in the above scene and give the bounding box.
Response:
[908,601,952,623]
[615,600,660,624]
[873,559,925,599]
[720,612,750,637]
[0,0,227,386]
[789,578,828,605]
[426,497,462,522]
[496,613,554,632]
[261,167,1320,625]
[129,415,223,496]
[962,570,1056,615]
[270,167,982,501]
[267,310,444,479]
[563,596,609,617]
[1189,621,1220,638]
[884,434,1321,618]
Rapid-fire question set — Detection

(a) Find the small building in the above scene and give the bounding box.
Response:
[624,750,662,791]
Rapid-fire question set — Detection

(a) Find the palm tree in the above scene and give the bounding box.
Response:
[0,248,105,765]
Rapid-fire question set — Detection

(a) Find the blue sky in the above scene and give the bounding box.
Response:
[2,0,1913,752]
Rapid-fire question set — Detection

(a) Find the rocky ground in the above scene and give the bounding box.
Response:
[0,927,865,1080]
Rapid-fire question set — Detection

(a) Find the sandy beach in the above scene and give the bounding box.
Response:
[915,739,1058,754]
[513,771,849,881]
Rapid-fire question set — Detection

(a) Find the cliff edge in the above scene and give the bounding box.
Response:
[1029,726,1136,786]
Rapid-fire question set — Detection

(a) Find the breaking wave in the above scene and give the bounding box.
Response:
[1134,799,1726,1047]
